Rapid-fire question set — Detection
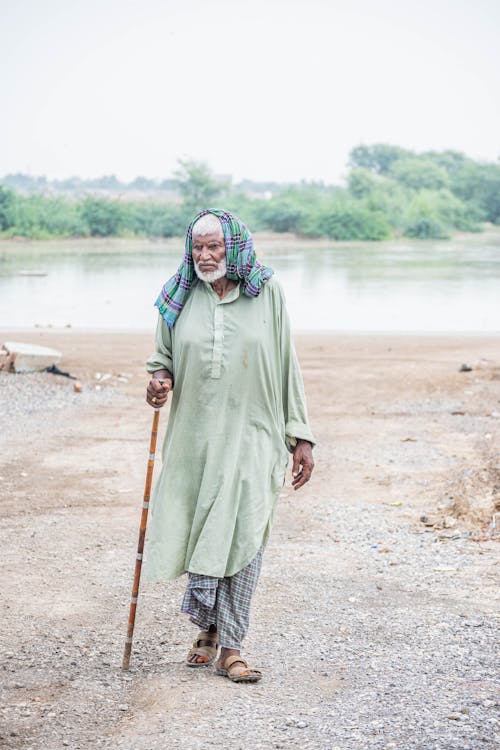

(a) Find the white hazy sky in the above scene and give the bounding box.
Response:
[1,0,499,184]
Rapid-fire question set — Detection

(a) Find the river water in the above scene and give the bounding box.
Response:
[0,233,499,332]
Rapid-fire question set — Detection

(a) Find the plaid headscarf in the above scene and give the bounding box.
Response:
[155,209,274,328]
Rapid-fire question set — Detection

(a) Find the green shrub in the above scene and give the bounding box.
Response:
[404,216,449,239]
[451,162,500,224]
[259,198,305,233]
[121,202,188,237]
[80,197,123,237]
[0,185,15,230]
[390,158,449,191]
[321,205,392,241]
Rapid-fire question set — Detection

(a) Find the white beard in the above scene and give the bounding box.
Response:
[194,257,227,283]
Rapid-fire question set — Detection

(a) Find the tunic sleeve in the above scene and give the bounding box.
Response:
[146,313,174,374]
[275,281,316,452]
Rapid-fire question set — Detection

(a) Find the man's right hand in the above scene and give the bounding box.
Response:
[146,377,173,408]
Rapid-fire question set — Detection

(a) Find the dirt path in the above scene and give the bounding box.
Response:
[1,331,499,749]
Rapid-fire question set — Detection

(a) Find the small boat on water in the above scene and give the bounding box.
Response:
[0,341,62,373]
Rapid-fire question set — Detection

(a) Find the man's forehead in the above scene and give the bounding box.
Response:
[192,229,224,241]
[191,213,223,237]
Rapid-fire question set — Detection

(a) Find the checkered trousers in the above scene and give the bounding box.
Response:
[180,547,263,649]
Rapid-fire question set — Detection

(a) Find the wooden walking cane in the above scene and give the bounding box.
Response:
[122,406,161,671]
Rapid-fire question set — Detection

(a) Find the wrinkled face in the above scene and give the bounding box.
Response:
[192,229,227,282]
[191,229,226,270]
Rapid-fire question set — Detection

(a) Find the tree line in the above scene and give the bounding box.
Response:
[1,145,499,240]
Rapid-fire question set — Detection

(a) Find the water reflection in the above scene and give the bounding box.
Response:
[0,234,499,331]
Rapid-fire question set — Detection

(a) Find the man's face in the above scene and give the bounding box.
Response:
[192,230,226,269]
[192,230,227,282]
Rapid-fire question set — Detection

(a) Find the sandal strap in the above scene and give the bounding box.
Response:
[193,630,218,649]
[190,641,217,654]
[224,654,249,671]
[188,646,215,660]
[198,630,216,640]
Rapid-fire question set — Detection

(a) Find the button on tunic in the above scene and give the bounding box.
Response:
[145,275,315,580]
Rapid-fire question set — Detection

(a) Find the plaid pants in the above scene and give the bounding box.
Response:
[180,547,263,649]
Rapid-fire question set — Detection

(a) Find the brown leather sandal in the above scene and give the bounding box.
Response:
[185,630,219,668]
[215,654,262,683]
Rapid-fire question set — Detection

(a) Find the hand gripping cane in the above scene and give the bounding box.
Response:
[122,406,160,670]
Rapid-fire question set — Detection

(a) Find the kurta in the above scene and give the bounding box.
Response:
[144,275,314,581]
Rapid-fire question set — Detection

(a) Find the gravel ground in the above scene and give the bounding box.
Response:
[0,331,498,750]
[0,371,121,443]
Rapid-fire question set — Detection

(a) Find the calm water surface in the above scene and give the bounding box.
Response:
[0,234,499,331]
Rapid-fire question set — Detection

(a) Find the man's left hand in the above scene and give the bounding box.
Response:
[291,439,314,491]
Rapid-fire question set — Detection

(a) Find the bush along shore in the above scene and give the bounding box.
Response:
[1,144,499,241]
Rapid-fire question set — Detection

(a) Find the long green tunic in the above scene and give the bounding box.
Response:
[145,275,314,580]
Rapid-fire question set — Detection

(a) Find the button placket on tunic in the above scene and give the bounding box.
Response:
[211,305,224,379]
[206,283,240,380]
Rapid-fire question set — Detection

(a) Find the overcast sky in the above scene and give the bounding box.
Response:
[1,0,499,184]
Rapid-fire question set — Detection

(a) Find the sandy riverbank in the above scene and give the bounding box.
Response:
[1,330,499,749]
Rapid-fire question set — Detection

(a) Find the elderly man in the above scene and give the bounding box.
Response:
[145,209,314,682]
